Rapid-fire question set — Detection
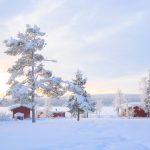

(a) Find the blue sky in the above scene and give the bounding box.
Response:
[0,0,150,94]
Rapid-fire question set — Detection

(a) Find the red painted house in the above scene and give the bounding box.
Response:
[9,104,32,119]
[37,106,69,118]
[120,102,148,117]
[49,107,69,118]
[50,112,65,118]
[133,106,147,117]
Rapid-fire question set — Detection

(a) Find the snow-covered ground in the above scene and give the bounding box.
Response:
[0,106,150,150]
[0,118,150,150]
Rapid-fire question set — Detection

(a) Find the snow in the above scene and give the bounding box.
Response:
[0,107,11,113]
[0,118,150,150]
[10,84,32,101]
[100,106,117,117]
[24,42,35,51]
[121,102,144,108]
[26,24,45,36]
[127,102,143,107]
[0,106,150,149]
[14,112,24,117]
[9,104,32,110]
[37,106,69,113]
[50,106,69,112]
[5,38,17,46]
[71,94,91,111]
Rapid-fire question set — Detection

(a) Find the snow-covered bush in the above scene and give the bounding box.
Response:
[0,112,11,121]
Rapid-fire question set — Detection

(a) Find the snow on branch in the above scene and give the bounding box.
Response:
[26,24,45,36]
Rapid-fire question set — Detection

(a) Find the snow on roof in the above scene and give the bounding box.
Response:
[37,106,69,113]
[122,102,143,108]
[9,104,32,110]
[14,113,24,117]
[50,106,69,112]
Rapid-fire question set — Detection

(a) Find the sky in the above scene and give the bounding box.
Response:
[0,0,150,95]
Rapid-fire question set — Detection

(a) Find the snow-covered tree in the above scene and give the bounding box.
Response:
[44,98,50,117]
[4,24,65,122]
[142,72,150,117]
[67,71,95,121]
[96,100,103,117]
[114,89,125,116]
[139,77,148,103]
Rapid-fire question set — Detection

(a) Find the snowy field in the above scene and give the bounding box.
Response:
[1,118,150,150]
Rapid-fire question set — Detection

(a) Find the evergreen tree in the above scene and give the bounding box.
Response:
[4,24,65,122]
[143,72,150,117]
[67,71,95,121]
[139,77,148,103]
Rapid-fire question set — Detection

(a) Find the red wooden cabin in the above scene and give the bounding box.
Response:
[51,112,65,118]
[10,104,32,119]
[121,102,149,117]
[50,107,68,118]
[133,106,148,117]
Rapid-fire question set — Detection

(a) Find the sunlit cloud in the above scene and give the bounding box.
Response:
[0,0,150,95]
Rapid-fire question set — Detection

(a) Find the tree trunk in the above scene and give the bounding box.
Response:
[32,106,36,123]
[31,51,35,123]
[77,108,80,121]
[87,112,88,118]
[146,109,150,118]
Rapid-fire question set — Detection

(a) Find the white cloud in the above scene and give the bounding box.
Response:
[87,72,148,94]
[0,0,149,94]
[83,12,145,44]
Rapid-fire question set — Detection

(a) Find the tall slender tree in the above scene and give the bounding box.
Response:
[139,77,148,103]
[114,89,125,116]
[4,24,65,122]
[143,72,150,117]
[67,70,95,121]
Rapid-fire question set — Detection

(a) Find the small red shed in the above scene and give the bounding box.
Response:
[133,106,147,117]
[121,102,148,117]
[36,106,70,118]
[9,104,32,119]
[51,112,65,118]
[49,107,69,118]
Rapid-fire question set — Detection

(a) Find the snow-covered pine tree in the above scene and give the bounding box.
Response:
[67,70,95,121]
[114,89,125,116]
[4,24,65,122]
[143,72,150,117]
[139,77,148,103]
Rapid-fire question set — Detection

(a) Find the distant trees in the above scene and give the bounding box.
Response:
[67,71,95,121]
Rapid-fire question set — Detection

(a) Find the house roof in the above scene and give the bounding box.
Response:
[50,106,69,113]
[121,102,144,108]
[9,104,32,110]
[127,102,143,107]
[37,106,69,113]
